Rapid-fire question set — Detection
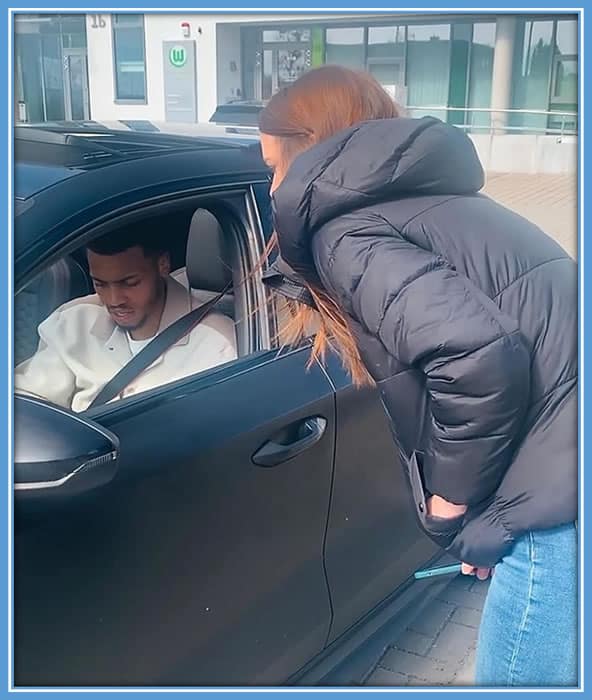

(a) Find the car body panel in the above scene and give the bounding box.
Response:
[15,350,336,686]
[321,356,438,643]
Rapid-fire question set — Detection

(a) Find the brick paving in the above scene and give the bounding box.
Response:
[364,574,489,687]
[483,172,577,259]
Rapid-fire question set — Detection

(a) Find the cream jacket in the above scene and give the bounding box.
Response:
[15,277,237,412]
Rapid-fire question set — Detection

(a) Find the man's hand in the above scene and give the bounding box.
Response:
[461,562,494,580]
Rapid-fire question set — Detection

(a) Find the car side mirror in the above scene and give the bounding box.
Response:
[14,395,120,500]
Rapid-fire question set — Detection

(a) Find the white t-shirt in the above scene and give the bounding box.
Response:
[127,334,154,357]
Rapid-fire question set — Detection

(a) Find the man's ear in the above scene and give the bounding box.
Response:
[158,252,171,277]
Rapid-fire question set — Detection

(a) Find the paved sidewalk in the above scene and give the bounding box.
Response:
[483,172,577,259]
[364,574,490,687]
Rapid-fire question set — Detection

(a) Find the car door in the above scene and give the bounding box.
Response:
[250,182,439,647]
[321,355,439,644]
[13,190,336,687]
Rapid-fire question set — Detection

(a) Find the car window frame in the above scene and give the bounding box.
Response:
[15,183,284,417]
[247,183,322,348]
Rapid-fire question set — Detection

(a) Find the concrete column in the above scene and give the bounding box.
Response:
[196,19,218,123]
[490,16,517,133]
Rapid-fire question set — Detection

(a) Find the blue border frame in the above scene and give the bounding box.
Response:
[3,3,586,698]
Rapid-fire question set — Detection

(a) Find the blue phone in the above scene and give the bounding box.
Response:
[414,563,462,580]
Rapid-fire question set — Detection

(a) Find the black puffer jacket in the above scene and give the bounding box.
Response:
[271,117,577,567]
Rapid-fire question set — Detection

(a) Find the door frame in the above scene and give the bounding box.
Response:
[254,40,312,100]
[62,47,90,120]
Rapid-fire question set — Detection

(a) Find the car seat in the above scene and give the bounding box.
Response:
[14,257,91,365]
[172,208,248,356]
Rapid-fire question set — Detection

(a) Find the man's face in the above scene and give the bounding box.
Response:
[87,245,170,338]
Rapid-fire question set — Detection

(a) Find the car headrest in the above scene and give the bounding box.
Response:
[186,208,234,293]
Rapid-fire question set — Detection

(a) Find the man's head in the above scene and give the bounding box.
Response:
[86,226,171,339]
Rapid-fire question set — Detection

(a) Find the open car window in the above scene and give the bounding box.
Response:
[14,191,270,414]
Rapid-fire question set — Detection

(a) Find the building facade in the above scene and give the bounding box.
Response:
[14,12,578,134]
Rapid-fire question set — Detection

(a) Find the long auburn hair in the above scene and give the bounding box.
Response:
[259,65,402,387]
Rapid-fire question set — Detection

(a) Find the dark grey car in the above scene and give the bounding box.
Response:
[13,123,442,687]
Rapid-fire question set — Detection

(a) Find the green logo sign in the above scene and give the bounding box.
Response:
[169,46,187,68]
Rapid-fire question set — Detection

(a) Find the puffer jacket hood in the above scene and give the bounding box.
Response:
[272,116,484,277]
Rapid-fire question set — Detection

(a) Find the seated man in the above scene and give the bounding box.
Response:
[14,227,237,412]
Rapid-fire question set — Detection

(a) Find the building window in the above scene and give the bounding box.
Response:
[263,28,310,43]
[447,22,472,126]
[551,18,577,104]
[60,13,87,49]
[367,25,406,102]
[467,22,496,130]
[510,19,554,131]
[552,56,577,102]
[546,17,578,132]
[112,14,146,102]
[406,24,451,120]
[325,27,365,70]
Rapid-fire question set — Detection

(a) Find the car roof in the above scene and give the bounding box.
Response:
[14,122,270,274]
[14,121,261,200]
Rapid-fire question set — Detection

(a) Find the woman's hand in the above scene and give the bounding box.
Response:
[461,562,494,580]
[426,497,494,579]
[426,494,468,520]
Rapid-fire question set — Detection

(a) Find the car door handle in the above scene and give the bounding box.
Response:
[252,417,327,468]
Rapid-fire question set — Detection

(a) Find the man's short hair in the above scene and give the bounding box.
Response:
[87,224,167,258]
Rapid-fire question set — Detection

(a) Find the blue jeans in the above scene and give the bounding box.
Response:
[475,522,578,687]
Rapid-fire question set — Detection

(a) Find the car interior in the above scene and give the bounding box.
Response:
[14,205,253,368]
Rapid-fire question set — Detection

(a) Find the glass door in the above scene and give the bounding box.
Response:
[276,45,311,90]
[262,49,274,99]
[257,45,311,100]
[252,27,312,100]
[63,48,90,120]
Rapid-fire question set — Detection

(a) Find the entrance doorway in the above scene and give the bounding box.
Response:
[240,27,312,101]
[14,14,90,123]
[256,43,312,100]
[63,48,90,120]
